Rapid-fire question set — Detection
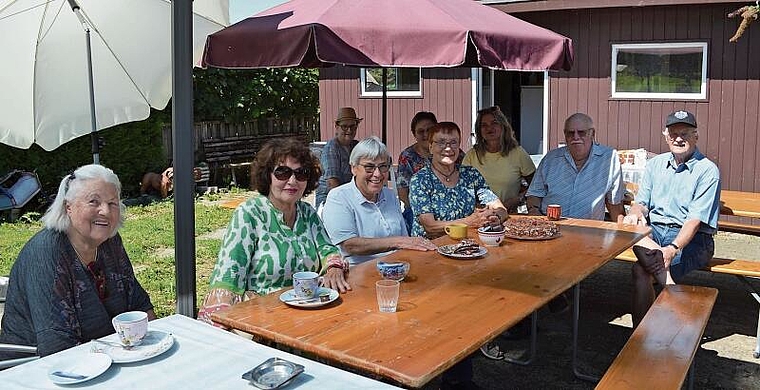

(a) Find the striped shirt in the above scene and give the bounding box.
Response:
[526,143,625,220]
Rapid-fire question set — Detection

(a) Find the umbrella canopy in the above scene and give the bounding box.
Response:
[0,0,229,151]
[202,0,573,71]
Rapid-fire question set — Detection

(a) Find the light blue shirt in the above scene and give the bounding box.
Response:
[322,178,407,265]
[526,143,625,220]
[635,148,720,234]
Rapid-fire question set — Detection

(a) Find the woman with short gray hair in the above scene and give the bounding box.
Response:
[322,136,437,265]
[0,164,154,359]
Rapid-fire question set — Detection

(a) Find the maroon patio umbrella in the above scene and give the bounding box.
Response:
[201,0,574,140]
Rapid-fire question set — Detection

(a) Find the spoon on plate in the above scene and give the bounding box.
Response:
[50,371,88,380]
[284,293,331,304]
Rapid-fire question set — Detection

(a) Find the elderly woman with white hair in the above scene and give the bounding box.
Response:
[322,136,437,265]
[0,164,154,358]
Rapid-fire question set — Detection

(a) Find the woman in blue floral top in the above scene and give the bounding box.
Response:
[409,122,508,238]
[398,112,464,234]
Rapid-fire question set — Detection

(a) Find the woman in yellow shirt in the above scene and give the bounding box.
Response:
[463,106,535,212]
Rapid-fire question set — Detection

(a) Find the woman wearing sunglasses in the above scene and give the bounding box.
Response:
[199,138,350,326]
[322,137,437,265]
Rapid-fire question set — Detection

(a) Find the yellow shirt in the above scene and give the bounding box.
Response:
[462,147,536,204]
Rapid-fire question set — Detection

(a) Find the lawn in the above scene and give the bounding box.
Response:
[0,197,236,318]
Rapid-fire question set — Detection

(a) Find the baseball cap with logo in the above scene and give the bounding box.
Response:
[665,110,697,128]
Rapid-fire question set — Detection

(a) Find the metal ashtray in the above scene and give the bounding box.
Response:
[242,357,305,389]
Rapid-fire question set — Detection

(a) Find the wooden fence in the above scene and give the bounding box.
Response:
[161,115,320,161]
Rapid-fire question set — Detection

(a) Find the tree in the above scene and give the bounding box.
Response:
[193,68,319,122]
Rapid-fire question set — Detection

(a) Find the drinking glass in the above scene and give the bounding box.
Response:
[376,280,400,313]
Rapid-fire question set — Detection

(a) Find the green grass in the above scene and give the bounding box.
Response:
[0,198,235,318]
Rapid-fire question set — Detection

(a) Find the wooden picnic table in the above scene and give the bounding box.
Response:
[211,218,650,388]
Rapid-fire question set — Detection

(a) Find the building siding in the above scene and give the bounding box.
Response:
[512,3,759,192]
[319,67,473,161]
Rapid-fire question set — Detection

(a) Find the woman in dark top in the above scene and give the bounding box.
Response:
[0,164,154,358]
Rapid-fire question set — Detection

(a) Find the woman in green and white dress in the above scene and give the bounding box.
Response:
[199,138,351,326]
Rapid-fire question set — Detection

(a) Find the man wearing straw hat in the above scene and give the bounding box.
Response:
[315,107,363,209]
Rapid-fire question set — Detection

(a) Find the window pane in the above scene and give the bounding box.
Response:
[611,43,706,99]
[363,68,421,94]
[616,48,702,93]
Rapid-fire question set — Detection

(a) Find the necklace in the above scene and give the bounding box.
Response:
[72,245,98,265]
[432,164,457,182]
[73,246,107,300]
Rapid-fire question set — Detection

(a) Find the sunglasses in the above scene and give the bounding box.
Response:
[272,166,309,182]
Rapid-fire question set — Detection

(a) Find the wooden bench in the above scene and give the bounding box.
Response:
[201,134,308,186]
[596,285,718,390]
[617,189,760,359]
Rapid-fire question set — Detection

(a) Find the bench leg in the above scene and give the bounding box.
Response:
[230,167,238,187]
[733,275,760,358]
[503,311,538,366]
[572,282,601,382]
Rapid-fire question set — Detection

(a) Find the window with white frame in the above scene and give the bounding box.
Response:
[611,42,707,99]
[360,68,422,97]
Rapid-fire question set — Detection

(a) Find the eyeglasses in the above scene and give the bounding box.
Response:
[431,139,459,149]
[359,163,391,174]
[564,128,593,138]
[339,124,358,132]
[272,166,309,182]
[664,130,696,140]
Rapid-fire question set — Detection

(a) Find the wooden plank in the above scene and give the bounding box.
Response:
[596,285,718,390]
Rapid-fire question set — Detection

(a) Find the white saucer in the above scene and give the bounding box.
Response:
[279,287,339,308]
[48,352,112,385]
[90,330,174,363]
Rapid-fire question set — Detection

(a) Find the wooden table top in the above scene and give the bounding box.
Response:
[718,190,760,218]
[211,218,650,388]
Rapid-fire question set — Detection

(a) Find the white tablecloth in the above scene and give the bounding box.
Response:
[0,314,399,389]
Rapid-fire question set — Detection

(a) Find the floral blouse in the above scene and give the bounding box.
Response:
[199,194,340,325]
[408,165,497,237]
[397,146,465,190]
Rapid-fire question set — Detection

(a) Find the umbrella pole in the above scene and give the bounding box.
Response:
[382,68,387,144]
[67,0,100,164]
[84,29,100,165]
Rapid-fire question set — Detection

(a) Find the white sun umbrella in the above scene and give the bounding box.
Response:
[0,0,228,161]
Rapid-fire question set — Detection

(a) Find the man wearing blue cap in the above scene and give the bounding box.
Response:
[623,110,721,327]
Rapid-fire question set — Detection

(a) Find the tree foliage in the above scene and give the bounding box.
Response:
[193,68,319,122]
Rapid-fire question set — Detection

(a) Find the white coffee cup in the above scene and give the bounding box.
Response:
[112,311,148,347]
[293,271,320,299]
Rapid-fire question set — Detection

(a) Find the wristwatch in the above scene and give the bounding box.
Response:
[667,243,681,252]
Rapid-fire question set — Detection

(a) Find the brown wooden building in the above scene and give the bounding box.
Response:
[318,0,759,192]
